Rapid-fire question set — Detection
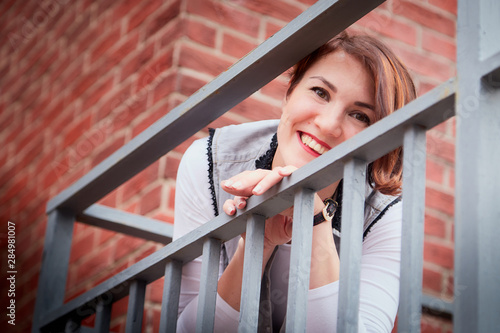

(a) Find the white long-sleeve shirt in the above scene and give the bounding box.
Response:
[173,137,402,332]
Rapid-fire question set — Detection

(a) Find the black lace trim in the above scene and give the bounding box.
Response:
[362,196,401,240]
[255,133,278,170]
[207,128,218,217]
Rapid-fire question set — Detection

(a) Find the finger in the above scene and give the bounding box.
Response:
[223,199,237,215]
[277,165,298,176]
[252,167,286,195]
[234,196,248,209]
[221,170,271,196]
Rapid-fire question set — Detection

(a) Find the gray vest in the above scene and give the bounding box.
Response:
[208,119,400,331]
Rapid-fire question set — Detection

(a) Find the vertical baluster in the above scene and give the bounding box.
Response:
[398,125,427,333]
[337,158,366,332]
[196,238,222,333]
[95,298,112,333]
[125,280,146,333]
[159,260,183,333]
[238,214,266,333]
[285,188,315,332]
[32,209,75,333]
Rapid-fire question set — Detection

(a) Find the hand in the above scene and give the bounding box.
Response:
[222,166,297,248]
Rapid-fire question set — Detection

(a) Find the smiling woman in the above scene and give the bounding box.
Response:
[173,30,417,332]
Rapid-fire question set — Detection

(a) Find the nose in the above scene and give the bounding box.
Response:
[314,105,343,138]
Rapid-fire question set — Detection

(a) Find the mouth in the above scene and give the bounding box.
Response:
[299,132,330,156]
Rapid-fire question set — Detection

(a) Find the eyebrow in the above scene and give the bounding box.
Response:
[309,75,375,111]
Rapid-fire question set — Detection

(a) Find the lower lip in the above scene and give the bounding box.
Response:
[297,132,321,157]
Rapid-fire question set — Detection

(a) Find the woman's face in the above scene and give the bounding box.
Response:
[273,50,376,169]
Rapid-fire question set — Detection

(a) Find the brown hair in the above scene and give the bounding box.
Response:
[287,31,417,196]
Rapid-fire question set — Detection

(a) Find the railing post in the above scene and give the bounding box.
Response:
[94,298,112,333]
[196,238,222,333]
[337,158,366,332]
[398,125,427,332]
[159,260,183,333]
[455,0,500,332]
[285,188,315,332]
[32,209,75,333]
[125,280,146,333]
[238,214,266,333]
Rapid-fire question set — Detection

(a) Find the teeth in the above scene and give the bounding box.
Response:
[301,133,328,155]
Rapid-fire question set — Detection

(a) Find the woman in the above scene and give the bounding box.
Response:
[173,31,416,332]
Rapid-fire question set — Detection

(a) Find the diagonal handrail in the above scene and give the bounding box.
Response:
[46,0,384,214]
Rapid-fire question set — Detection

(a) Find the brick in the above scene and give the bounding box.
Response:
[111,96,148,132]
[62,113,93,149]
[131,107,166,138]
[128,0,162,32]
[70,68,104,103]
[153,72,176,104]
[148,278,164,303]
[393,45,455,82]
[179,44,233,77]
[186,0,260,38]
[422,267,443,293]
[426,132,455,164]
[107,30,139,67]
[222,32,258,59]
[393,1,455,37]
[232,97,281,121]
[90,25,121,63]
[114,235,145,261]
[132,243,157,264]
[70,231,95,263]
[422,30,456,62]
[426,159,445,184]
[424,240,454,269]
[1,175,28,202]
[136,50,173,92]
[75,244,113,284]
[82,76,115,111]
[357,11,418,46]
[140,184,162,215]
[120,42,155,80]
[424,212,447,238]
[185,18,217,48]
[66,11,91,43]
[177,73,207,97]
[164,155,180,179]
[265,21,284,39]
[234,0,303,21]
[261,78,287,101]
[145,0,181,37]
[429,0,457,16]
[425,187,454,217]
[92,135,126,168]
[122,162,160,203]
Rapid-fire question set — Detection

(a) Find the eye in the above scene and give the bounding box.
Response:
[311,87,329,101]
[351,112,371,125]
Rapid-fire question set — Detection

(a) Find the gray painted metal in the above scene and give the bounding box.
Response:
[94,299,112,333]
[455,0,500,332]
[421,294,453,317]
[398,125,427,333]
[79,204,173,244]
[196,238,221,333]
[337,158,367,332]
[159,260,183,333]
[45,0,384,215]
[125,280,146,333]
[32,209,75,333]
[238,214,266,332]
[38,80,456,331]
[285,188,315,332]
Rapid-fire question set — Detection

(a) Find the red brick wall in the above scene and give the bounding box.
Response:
[0,0,456,331]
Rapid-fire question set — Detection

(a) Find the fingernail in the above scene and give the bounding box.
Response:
[232,181,242,189]
[229,207,235,215]
[223,180,233,188]
[253,185,262,195]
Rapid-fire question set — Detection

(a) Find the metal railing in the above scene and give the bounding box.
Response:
[32,0,500,332]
